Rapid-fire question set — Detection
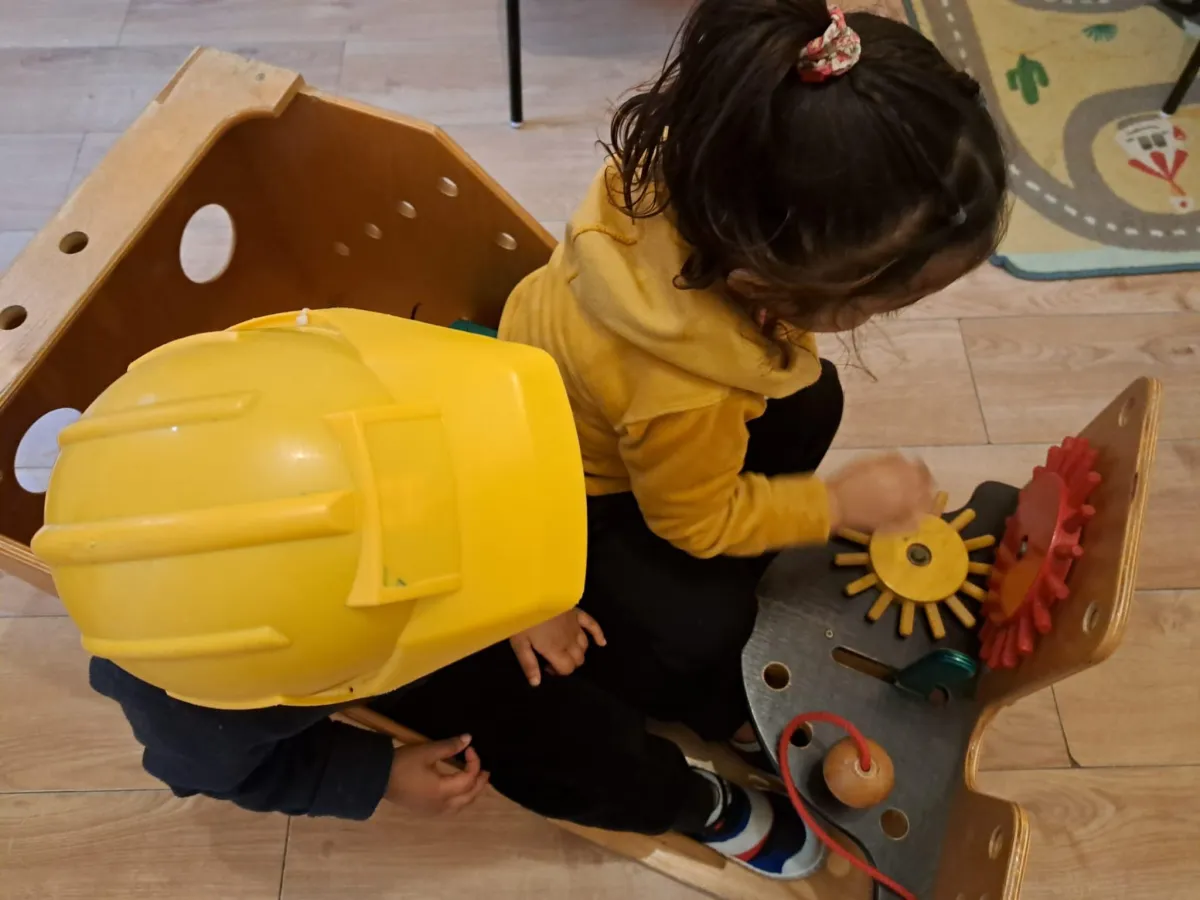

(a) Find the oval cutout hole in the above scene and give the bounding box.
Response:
[438,177,459,197]
[364,223,382,240]
[1118,395,1136,427]
[1082,602,1101,634]
[397,201,417,219]
[789,722,813,748]
[880,808,909,840]
[988,826,1005,860]
[496,232,518,251]
[59,231,89,254]
[180,204,235,283]
[0,305,27,330]
[762,662,791,691]
[15,408,81,493]
[333,242,350,257]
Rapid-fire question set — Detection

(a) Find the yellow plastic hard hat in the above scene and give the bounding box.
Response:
[32,308,586,710]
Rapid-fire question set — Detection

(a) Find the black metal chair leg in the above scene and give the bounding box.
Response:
[1163,37,1200,116]
[506,0,524,127]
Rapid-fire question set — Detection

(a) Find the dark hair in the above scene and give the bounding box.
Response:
[607,0,1008,328]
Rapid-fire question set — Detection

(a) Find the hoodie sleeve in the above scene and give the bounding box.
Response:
[618,396,832,558]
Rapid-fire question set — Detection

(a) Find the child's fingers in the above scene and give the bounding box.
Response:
[460,746,481,777]
[546,648,579,676]
[421,734,472,764]
[577,611,607,646]
[511,637,542,686]
[446,771,491,811]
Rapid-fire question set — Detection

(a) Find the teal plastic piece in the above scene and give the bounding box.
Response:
[894,648,978,701]
[449,319,499,338]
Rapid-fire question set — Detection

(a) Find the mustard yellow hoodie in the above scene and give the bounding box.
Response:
[500,166,831,559]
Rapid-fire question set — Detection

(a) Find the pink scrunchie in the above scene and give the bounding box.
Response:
[797,6,862,84]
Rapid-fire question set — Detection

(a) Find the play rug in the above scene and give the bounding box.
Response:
[906,0,1200,279]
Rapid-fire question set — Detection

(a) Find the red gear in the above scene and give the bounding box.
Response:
[980,437,1100,670]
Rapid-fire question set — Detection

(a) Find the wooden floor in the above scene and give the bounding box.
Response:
[2,1,1199,897]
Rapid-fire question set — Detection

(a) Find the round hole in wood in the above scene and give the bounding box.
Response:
[14,408,81,494]
[333,242,350,257]
[789,722,813,748]
[1082,602,1101,634]
[437,177,459,197]
[1118,395,1136,427]
[955,894,967,900]
[364,223,382,240]
[0,305,27,330]
[180,204,235,283]
[762,662,791,691]
[880,808,909,840]
[988,826,1005,859]
[825,854,852,879]
[496,232,518,251]
[929,685,950,707]
[59,231,89,254]
[397,200,417,219]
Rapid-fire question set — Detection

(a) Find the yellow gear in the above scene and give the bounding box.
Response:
[32,308,585,710]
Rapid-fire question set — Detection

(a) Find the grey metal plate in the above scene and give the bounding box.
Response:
[743,481,1018,899]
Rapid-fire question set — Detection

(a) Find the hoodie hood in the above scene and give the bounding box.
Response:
[561,168,822,400]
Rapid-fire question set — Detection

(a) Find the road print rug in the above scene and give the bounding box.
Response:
[907,0,1200,280]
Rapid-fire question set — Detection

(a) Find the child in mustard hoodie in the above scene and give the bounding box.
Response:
[501,0,1007,755]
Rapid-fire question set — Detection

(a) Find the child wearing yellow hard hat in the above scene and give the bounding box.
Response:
[36,309,822,879]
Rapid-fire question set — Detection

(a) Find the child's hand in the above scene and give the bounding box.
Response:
[509,609,607,686]
[826,453,936,535]
[384,735,490,815]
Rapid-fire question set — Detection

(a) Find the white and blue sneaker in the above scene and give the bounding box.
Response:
[690,769,825,880]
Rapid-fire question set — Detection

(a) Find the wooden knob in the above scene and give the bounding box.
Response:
[823,737,894,809]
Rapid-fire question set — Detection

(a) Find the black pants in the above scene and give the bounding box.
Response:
[369,641,713,835]
[372,361,842,834]
[578,360,844,741]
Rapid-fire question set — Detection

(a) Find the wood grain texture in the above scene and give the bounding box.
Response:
[284,791,706,900]
[0,230,31,272]
[915,262,1198,319]
[0,0,130,48]
[0,617,156,790]
[0,569,63,616]
[1054,590,1200,767]
[0,792,288,899]
[962,313,1200,443]
[825,319,988,448]
[0,43,343,134]
[976,689,1072,771]
[443,122,609,222]
[976,767,1200,900]
[0,134,82,230]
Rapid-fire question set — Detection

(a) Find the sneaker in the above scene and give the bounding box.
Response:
[691,771,825,880]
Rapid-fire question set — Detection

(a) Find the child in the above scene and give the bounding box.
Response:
[500,0,1007,754]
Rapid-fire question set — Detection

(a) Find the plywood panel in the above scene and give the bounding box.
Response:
[0,617,155,790]
[0,792,287,900]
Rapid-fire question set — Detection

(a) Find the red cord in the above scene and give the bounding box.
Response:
[777,711,916,900]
